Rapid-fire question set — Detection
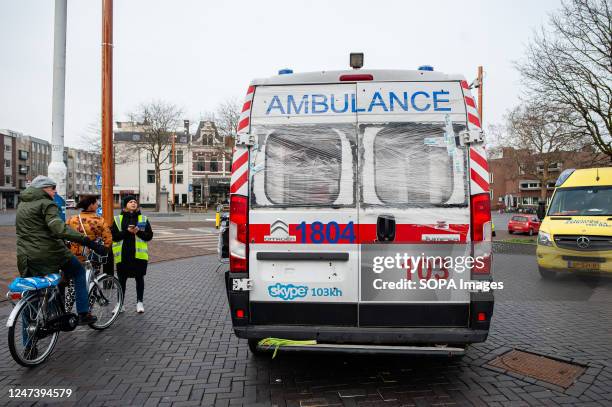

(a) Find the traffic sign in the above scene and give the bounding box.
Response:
[96,174,102,189]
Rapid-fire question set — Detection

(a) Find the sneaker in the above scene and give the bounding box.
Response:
[78,312,98,325]
[112,304,125,314]
[136,302,144,313]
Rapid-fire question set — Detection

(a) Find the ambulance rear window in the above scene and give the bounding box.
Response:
[264,129,343,206]
[372,123,467,207]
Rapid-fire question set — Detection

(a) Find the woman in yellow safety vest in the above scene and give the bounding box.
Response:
[111,195,153,314]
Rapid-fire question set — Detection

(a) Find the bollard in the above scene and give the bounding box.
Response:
[216,211,221,229]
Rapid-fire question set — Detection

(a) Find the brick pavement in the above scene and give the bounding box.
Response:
[0,251,610,406]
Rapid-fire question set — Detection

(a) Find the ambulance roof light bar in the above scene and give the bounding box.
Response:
[418,65,434,71]
[350,53,364,69]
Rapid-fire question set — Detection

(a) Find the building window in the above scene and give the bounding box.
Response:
[5,144,11,152]
[18,165,27,175]
[210,161,219,172]
[520,181,540,189]
[521,196,538,205]
[5,159,10,168]
[19,150,28,160]
[147,170,155,183]
[489,172,493,184]
[194,162,205,171]
[5,175,11,184]
[169,170,183,184]
[175,149,183,164]
[146,153,154,164]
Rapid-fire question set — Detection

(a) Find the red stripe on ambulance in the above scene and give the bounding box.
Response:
[469,148,489,172]
[249,224,469,244]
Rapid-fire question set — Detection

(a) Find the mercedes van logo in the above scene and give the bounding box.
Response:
[576,236,590,249]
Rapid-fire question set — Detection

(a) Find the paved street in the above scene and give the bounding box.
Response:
[0,247,610,406]
[152,224,220,251]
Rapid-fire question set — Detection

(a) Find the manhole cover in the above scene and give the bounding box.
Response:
[489,350,586,388]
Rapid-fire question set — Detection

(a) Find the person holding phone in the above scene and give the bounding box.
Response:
[111,195,153,313]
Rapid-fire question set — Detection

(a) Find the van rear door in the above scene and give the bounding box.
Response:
[356,81,472,327]
[247,84,360,326]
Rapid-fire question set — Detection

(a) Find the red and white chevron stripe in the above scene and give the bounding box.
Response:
[230,85,255,196]
[461,80,489,195]
[236,85,255,134]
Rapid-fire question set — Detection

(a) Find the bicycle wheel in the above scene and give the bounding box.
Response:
[88,275,123,330]
[8,294,60,367]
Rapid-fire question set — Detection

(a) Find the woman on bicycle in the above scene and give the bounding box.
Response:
[111,195,153,314]
[65,195,113,311]
[67,195,113,261]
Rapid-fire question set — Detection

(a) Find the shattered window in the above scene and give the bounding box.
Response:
[264,130,342,206]
[371,122,468,207]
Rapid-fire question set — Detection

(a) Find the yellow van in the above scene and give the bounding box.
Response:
[537,167,612,278]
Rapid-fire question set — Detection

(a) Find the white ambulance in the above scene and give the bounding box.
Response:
[226,58,494,356]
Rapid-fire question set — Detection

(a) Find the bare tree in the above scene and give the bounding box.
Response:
[202,98,240,147]
[122,101,183,211]
[78,119,102,152]
[516,0,612,162]
[504,102,590,200]
[215,98,240,147]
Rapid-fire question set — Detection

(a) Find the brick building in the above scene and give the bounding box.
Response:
[489,147,602,210]
[0,130,17,208]
[190,120,232,205]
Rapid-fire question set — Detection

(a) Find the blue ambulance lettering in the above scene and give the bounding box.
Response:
[265,90,452,115]
[287,94,308,114]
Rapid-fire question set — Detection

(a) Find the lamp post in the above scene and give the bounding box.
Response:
[48,0,68,220]
[171,132,176,211]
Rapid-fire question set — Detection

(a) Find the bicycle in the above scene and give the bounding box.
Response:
[6,246,124,367]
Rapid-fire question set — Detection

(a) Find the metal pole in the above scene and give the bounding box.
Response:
[172,133,176,210]
[477,66,483,123]
[101,0,113,224]
[48,0,68,212]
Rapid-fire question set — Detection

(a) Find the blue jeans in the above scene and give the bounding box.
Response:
[61,255,89,314]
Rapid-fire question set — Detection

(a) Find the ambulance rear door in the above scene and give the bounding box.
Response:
[356,81,472,327]
[247,84,360,326]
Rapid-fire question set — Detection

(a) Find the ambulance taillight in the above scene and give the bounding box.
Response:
[470,193,491,242]
[229,195,248,272]
[471,193,492,274]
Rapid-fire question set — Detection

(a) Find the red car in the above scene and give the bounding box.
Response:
[508,215,541,236]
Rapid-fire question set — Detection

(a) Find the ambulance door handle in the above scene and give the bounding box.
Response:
[376,214,396,242]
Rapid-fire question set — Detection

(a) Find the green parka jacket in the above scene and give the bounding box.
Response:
[16,187,87,277]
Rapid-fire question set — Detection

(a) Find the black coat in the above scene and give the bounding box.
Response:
[111,210,153,278]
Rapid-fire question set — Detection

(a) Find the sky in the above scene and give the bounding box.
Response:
[0,0,563,149]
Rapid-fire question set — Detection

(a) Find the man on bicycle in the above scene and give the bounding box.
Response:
[16,176,105,326]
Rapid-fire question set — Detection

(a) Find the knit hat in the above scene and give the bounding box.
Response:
[30,175,57,189]
[122,195,138,208]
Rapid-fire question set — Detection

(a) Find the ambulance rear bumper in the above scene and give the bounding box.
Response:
[234,325,489,345]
